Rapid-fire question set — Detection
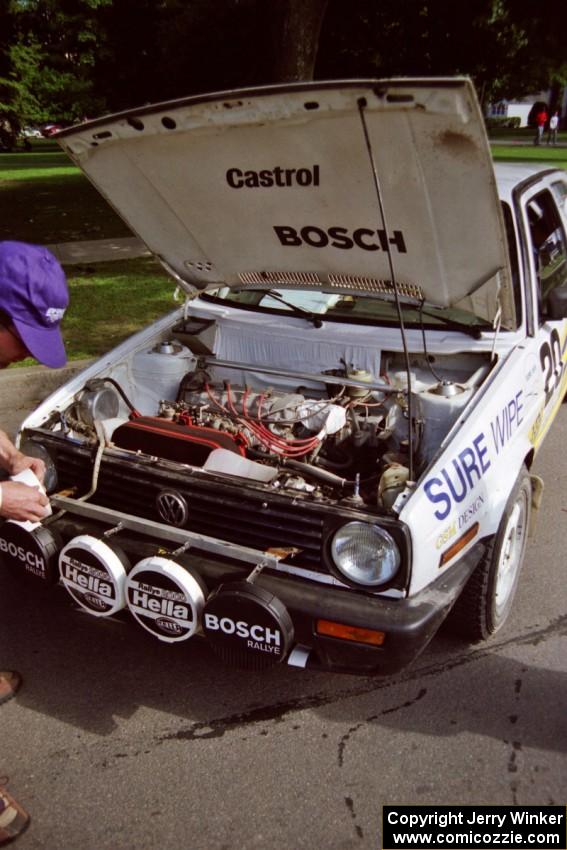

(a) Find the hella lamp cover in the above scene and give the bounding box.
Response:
[59,534,132,617]
[125,556,206,643]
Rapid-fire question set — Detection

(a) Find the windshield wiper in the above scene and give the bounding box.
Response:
[263,290,323,328]
[416,306,489,339]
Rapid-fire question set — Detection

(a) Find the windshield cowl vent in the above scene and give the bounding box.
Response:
[236,270,424,300]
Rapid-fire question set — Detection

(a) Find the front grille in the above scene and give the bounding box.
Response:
[52,440,329,570]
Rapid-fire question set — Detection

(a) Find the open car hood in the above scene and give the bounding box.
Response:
[58,78,514,327]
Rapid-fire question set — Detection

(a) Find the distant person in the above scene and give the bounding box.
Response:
[0,240,69,846]
[534,107,548,145]
[547,111,559,145]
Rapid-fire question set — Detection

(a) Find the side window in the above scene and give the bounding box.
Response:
[551,180,567,211]
[526,189,567,322]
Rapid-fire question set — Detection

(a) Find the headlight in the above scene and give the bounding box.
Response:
[331,522,400,587]
[18,439,58,494]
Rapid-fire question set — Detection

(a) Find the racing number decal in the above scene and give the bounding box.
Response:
[540,328,564,406]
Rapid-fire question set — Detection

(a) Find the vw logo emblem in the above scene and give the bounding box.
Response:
[156,490,189,527]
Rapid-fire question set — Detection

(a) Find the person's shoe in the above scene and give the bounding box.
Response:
[0,788,30,846]
[0,673,21,706]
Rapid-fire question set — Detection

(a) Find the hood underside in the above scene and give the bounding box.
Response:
[58,78,514,327]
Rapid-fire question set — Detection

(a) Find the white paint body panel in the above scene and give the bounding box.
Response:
[58,79,514,325]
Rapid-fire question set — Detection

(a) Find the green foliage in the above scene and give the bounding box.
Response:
[0,1,566,132]
[485,116,521,129]
[6,41,49,126]
[316,0,566,106]
[0,0,109,129]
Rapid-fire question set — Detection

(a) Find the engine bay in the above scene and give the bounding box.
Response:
[32,315,493,514]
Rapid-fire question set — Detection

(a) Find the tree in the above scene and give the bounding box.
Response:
[1,0,566,126]
[0,0,109,130]
[315,0,556,105]
[0,42,45,136]
[269,0,329,82]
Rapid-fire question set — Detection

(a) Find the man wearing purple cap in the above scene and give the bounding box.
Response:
[0,240,69,845]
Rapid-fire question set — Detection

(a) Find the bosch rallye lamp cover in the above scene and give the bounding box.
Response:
[202,581,294,670]
[7,78,567,677]
[0,522,61,584]
[57,78,514,327]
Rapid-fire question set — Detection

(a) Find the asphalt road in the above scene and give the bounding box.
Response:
[1,406,566,850]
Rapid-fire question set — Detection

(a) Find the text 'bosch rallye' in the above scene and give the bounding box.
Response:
[3,78,567,675]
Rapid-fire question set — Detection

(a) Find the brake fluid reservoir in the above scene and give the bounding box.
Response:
[131,341,197,413]
[378,463,410,510]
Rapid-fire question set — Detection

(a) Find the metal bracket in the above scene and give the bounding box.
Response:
[50,495,282,569]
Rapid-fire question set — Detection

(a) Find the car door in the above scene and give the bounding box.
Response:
[518,174,567,450]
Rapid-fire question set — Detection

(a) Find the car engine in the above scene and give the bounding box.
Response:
[44,341,489,512]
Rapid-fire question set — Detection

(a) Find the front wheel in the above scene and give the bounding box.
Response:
[446,468,531,641]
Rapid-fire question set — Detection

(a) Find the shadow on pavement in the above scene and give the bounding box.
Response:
[1,565,565,756]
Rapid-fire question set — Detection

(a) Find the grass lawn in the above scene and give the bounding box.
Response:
[62,258,177,358]
[0,144,131,244]
[488,127,567,169]
[490,144,567,169]
[9,257,178,367]
[1,143,175,368]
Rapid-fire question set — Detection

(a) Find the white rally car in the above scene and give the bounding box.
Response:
[3,78,567,675]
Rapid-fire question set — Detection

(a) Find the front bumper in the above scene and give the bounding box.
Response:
[1,495,485,676]
[252,542,485,674]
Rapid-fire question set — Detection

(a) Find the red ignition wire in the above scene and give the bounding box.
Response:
[206,382,321,457]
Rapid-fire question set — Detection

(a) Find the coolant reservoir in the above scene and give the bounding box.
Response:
[416,384,473,466]
[131,341,197,414]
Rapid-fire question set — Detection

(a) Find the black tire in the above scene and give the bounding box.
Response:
[446,467,531,642]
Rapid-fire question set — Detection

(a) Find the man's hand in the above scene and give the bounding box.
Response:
[8,452,46,484]
[0,482,50,522]
[0,429,46,483]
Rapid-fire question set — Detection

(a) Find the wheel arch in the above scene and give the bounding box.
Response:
[524,448,536,470]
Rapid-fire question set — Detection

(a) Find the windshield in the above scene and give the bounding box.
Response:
[201,288,492,332]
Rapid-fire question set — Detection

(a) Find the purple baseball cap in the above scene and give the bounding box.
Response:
[0,241,69,368]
